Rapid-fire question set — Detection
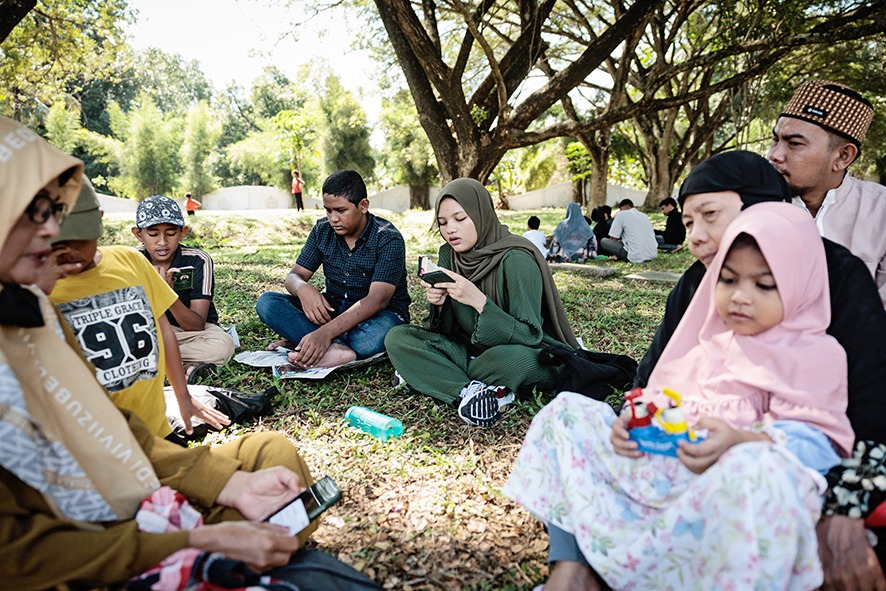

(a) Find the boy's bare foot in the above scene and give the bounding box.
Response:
[672,244,684,253]
[545,561,601,591]
[266,339,295,351]
[287,344,357,368]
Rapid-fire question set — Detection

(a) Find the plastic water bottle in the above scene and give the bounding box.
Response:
[345,406,404,441]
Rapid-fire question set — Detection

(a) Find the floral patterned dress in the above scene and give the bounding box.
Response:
[503,392,826,590]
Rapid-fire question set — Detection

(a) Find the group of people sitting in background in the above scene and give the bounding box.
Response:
[528,197,670,265]
[534,192,687,265]
[2,78,885,589]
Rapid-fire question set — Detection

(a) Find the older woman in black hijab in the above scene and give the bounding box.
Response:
[638,150,886,590]
[385,178,580,427]
[504,150,886,591]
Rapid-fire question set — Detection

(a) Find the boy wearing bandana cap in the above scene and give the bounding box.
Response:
[768,79,886,307]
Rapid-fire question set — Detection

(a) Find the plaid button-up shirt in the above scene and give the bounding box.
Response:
[296,212,411,320]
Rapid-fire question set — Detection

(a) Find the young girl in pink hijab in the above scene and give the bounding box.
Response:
[505,202,853,591]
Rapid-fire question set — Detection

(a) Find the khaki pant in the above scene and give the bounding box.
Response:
[202,431,319,546]
[173,323,235,366]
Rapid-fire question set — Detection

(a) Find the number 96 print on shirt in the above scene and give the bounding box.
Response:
[57,285,159,392]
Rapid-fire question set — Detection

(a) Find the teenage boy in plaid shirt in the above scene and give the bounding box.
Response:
[256,170,410,368]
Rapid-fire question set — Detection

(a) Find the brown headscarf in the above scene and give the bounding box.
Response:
[0,117,159,523]
[435,178,580,348]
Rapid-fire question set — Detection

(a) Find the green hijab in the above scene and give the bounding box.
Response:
[435,178,580,348]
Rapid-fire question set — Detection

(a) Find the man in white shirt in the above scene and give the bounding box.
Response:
[522,215,548,257]
[768,79,886,307]
[600,199,658,262]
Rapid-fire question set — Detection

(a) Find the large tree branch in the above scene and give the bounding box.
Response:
[450,0,511,122]
[507,0,661,130]
[506,48,792,148]
[469,0,557,128]
[643,1,886,91]
[421,0,442,56]
[452,0,496,80]
[509,5,884,149]
[373,0,463,179]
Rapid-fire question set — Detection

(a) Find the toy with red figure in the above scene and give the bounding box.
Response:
[625,387,704,457]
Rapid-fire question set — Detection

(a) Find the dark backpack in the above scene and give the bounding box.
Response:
[539,344,638,401]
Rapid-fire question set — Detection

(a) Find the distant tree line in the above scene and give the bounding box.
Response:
[2,0,885,207]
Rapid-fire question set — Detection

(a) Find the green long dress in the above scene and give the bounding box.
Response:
[385,248,566,404]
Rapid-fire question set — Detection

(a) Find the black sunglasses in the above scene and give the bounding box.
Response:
[26,194,68,226]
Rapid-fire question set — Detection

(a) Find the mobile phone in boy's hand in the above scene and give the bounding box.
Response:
[267,476,342,536]
[171,266,195,291]
[417,256,451,286]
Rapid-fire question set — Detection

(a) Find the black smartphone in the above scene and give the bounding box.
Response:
[417,256,451,286]
[267,476,342,536]
[171,266,195,291]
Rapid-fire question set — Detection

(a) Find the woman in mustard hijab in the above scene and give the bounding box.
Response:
[385,178,580,426]
[0,117,379,590]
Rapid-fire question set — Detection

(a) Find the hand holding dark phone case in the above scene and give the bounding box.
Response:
[171,266,195,291]
[267,476,342,536]
[417,256,452,286]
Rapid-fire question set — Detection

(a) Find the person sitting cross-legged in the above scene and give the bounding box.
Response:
[256,170,410,369]
[385,178,581,427]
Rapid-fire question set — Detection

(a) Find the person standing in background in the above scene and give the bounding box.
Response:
[184,193,201,217]
[291,171,305,211]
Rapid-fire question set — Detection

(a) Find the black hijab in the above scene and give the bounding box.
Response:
[678,151,790,209]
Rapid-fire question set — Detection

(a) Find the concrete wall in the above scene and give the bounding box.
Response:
[98,194,138,213]
[201,186,292,210]
[506,181,648,210]
[115,182,647,214]
[370,185,441,212]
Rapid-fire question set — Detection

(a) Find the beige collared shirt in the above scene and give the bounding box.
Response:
[793,174,886,307]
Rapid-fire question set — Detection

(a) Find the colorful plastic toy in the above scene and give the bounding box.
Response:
[625,387,704,457]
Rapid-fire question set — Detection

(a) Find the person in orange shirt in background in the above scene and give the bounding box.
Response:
[184,192,201,216]
[291,171,305,211]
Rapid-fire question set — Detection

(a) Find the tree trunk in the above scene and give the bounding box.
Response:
[0,0,35,42]
[645,145,673,206]
[587,134,611,208]
[409,184,430,210]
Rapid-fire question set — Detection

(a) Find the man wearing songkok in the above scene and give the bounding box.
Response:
[768,79,886,307]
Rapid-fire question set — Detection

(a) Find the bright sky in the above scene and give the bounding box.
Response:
[125,0,382,120]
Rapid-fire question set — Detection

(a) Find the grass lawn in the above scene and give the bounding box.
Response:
[103,205,694,590]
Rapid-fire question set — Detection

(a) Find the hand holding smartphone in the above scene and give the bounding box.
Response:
[417,256,452,286]
[267,476,342,536]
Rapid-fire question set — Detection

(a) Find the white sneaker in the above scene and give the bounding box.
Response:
[457,381,514,427]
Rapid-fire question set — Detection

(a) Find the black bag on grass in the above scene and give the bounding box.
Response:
[166,385,276,441]
[539,344,637,401]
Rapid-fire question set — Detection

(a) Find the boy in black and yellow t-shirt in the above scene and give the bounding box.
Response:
[131,195,235,380]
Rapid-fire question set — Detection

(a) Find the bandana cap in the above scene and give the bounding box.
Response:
[135,195,185,228]
[781,80,873,146]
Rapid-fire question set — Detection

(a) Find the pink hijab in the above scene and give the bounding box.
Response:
[645,202,854,455]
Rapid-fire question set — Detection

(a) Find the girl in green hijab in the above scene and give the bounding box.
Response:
[385,178,579,426]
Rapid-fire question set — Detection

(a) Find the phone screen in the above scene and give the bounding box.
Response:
[171,266,195,291]
[267,476,341,536]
